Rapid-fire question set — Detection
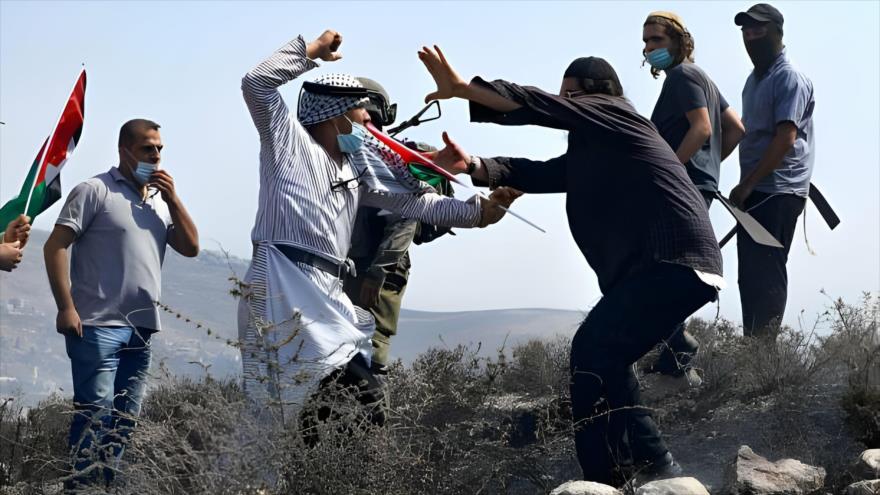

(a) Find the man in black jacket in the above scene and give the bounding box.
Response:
[418,45,723,485]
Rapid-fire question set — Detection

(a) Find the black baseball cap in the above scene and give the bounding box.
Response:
[734,3,784,28]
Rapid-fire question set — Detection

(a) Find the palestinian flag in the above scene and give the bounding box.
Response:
[0,69,86,228]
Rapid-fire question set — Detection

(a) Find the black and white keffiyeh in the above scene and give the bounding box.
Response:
[297,73,369,126]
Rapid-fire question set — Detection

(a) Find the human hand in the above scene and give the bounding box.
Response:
[148,169,178,204]
[729,181,755,209]
[358,271,383,308]
[0,241,22,272]
[418,45,468,103]
[431,132,470,175]
[307,29,343,62]
[56,307,83,337]
[4,215,31,248]
[477,187,524,227]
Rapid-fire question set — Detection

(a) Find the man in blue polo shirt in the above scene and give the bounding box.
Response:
[730,4,815,338]
[44,118,199,490]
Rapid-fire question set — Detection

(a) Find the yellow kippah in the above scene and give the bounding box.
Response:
[647,11,688,33]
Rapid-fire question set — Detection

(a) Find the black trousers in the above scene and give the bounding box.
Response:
[657,190,716,371]
[570,262,717,484]
[737,191,806,338]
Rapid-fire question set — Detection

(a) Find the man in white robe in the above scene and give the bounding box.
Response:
[238,29,518,422]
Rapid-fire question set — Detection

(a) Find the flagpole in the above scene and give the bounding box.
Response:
[23,65,85,217]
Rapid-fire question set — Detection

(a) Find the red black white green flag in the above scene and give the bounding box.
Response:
[0,69,86,227]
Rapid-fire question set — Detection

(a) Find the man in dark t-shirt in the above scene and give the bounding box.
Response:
[418,46,723,485]
[642,11,746,378]
[644,11,745,202]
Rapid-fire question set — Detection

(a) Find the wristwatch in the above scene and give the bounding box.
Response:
[466,155,480,175]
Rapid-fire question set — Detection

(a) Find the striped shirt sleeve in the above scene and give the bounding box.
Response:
[241,35,319,173]
[361,190,481,228]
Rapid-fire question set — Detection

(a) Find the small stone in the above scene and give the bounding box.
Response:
[550,480,622,495]
[636,477,710,495]
[845,479,880,495]
[723,445,826,495]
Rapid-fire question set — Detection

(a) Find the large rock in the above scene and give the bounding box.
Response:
[845,479,880,495]
[550,480,622,495]
[723,445,825,494]
[636,477,709,495]
[854,449,880,480]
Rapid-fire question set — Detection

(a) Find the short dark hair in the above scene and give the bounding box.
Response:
[118,119,160,148]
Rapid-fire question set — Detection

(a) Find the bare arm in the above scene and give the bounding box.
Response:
[166,200,199,257]
[148,169,198,257]
[43,225,82,337]
[675,107,712,165]
[729,121,797,207]
[720,107,745,161]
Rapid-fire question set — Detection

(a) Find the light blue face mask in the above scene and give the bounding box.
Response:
[646,47,674,70]
[336,116,367,154]
[124,149,158,185]
[134,162,158,185]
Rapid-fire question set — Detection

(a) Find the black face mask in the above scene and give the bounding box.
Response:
[745,35,779,71]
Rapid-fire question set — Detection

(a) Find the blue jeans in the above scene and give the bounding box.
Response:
[64,325,153,488]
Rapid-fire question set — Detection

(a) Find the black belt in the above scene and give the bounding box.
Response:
[273,244,355,278]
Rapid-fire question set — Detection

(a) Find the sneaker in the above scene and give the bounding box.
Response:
[643,347,686,377]
[644,330,700,377]
[370,362,389,375]
[635,452,683,484]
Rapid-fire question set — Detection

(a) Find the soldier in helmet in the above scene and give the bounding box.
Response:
[344,77,455,375]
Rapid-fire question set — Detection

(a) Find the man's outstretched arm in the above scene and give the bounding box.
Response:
[418,45,521,113]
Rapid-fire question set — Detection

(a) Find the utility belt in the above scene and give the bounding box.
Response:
[273,243,357,279]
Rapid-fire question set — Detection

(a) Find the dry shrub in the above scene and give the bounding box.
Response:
[2,294,876,494]
[832,294,880,448]
[1,342,579,495]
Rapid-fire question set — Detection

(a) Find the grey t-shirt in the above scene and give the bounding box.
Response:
[651,62,729,192]
[56,167,172,330]
[739,50,815,197]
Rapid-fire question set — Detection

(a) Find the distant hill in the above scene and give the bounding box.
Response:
[0,230,583,405]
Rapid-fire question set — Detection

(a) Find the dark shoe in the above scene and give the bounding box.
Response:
[370,361,389,375]
[635,452,683,484]
[644,330,699,377]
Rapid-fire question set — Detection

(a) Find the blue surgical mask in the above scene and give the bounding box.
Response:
[124,149,158,185]
[336,117,367,154]
[646,48,674,70]
[134,162,158,185]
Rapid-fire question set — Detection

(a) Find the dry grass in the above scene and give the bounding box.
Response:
[1,295,876,494]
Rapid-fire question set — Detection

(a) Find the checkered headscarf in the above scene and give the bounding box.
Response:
[297,73,369,126]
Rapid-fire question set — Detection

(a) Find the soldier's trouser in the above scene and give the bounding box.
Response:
[345,253,411,367]
[737,191,806,339]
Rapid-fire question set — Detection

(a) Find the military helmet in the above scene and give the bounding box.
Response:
[356,77,397,128]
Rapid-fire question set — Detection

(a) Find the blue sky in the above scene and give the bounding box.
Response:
[1,1,877,331]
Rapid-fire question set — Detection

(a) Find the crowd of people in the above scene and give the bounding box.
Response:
[2,3,817,491]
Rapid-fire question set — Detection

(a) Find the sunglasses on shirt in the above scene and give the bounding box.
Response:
[329,167,368,192]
